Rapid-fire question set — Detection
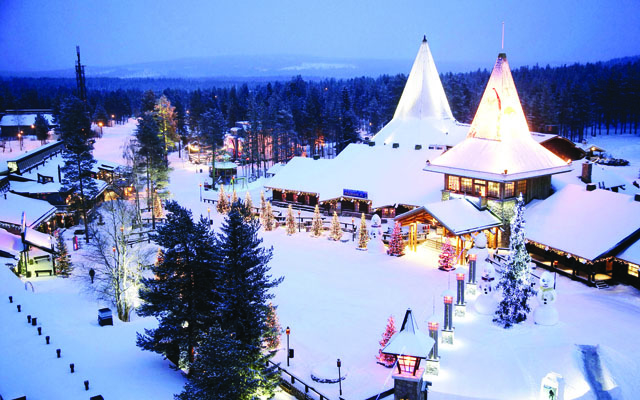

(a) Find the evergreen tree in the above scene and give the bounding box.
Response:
[376,315,396,367]
[34,113,49,144]
[54,229,72,277]
[263,302,281,351]
[357,213,368,249]
[244,191,254,220]
[154,95,178,151]
[92,103,108,127]
[263,202,275,231]
[214,203,283,398]
[153,192,164,218]
[387,222,405,256]
[58,96,97,243]
[199,107,226,189]
[137,201,219,370]
[259,191,267,224]
[231,188,238,205]
[494,195,535,328]
[311,204,323,237]
[140,90,157,114]
[217,185,229,214]
[329,212,342,241]
[438,237,455,271]
[285,204,296,235]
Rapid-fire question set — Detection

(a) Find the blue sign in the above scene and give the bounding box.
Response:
[343,189,368,199]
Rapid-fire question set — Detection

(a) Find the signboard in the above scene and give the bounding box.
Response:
[343,189,368,199]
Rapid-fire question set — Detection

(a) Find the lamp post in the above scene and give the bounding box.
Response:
[98,121,103,136]
[337,358,342,396]
[455,272,467,317]
[111,114,115,125]
[468,253,477,285]
[207,207,211,223]
[199,183,202,202]
[18,131,23,150]
[286,326,290,366]
[298,211,301,232]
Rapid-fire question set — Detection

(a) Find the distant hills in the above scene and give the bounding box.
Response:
[1,54,637,80]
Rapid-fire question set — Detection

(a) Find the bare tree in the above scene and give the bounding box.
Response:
[85,200,155,322]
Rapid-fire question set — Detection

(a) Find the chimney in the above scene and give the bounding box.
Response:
[586,184,597,192]
[581,162,592,184]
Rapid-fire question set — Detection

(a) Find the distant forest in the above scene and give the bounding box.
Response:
[1,57,638,150]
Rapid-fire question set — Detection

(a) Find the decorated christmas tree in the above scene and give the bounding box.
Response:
[153,193,164,218]
[387,222,405,256]
[154,248,164,267]
[494,195,535,328]
[263,302,281,351]
[244,191,254,219]
[438,237,455,271]
[260,191,268,226]
[329,212,342,241]
[54,230,73,277]
[357,213,368,249]
[231,188,238,206]
[264,202,275,231]
[216,185,229,214]
[376,315,396,367]
[285,205,296,235]
[311,204,323,237]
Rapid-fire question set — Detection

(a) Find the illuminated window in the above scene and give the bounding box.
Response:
[629,265,639,278]
[397,355,419,374]
[448,176,460,192]
[488,182,500,197]
[516,180,526,197]
[461,178,473,193]
[504,182,515,198]
[474,180,486,196]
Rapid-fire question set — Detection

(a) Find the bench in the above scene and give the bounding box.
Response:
[35,269,53,277]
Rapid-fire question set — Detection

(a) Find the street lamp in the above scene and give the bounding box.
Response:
[18,131,23,150]
[207,207,211,223]
[286,326,291,366]
[98,121,103,136]
[337,358,342,396]
[199,183,202,202]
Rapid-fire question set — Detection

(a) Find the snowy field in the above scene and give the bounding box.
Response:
[2,120,640,399]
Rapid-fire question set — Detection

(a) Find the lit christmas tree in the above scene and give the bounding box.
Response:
[285,205,296,235]
[244,191,254,218]
[494,194,535,328]
[357,213,368,249]
[263,202,275,231]
[231,188,238,206]
[153,192,164,218]
[311,204,323,237]
[387,222,405,256]
[216,185,229,214]
[438,237,455,271]
[329,212,342,241]
[263,302,281,351]
[54,230,73,277]
[376,315,396,367]
[154,248,164,267]
[260,191,268,226]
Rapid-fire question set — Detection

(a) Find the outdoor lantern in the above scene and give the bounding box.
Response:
[397,354,421,375]
[381,309,434,377]
[442,289,455,344]
[456,273,465,306]
[468,253,477,284]
[425,315,440,376]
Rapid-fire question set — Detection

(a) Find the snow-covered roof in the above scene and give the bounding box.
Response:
[24,227,54,251]
[371,37,469,148]
[92,159,121,173]
[617,239,640,266]
[0,113,53,127]
[396,198,502,236]
[424,53,572,181]
[525,184,640,261]
[530,132,558,143]
[266,162,286,176]
[382,309,434,358]
[0,192,57,228]
[0,228,23,258]
[266,144,446,209]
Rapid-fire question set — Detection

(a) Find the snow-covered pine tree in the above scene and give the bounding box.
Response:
[329,212,342,241]
[263,302,281,351]
[387,222,405,256]
[244,191,254,219]
[216,185,228,214]
[264,201,275,231]
[137,201,219,370]
[438,237,455,271]
[357,213,368,249]
[494,194,535,328]
[214,202,283,398]
[311,204,323,237]
[285,204,296,235]
[376,315,397,367]
[54,230,72,277]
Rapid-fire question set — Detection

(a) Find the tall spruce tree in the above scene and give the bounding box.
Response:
[214,202,283,399]
[34,113,49,144]
[494,195,535,328]
[58,96,97,243]
[137,201,219,370]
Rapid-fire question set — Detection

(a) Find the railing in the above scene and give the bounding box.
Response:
[269,360,337,400]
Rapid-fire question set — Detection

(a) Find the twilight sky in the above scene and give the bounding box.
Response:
[1,0,639,73]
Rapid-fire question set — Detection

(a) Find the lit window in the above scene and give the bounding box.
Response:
[461,178,473,193]
[488,182,500,197]
[448,176,460,191]
[516,180,526,197]
[474,180,486,196]
[397,355,419,374]
[504,182,515,198]
[629,265,639,278]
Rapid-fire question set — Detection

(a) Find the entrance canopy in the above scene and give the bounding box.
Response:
[396,198,502,236]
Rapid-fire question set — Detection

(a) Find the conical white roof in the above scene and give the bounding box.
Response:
[381,308,435,358]
[372,37,468,148]
[424,53,572,181]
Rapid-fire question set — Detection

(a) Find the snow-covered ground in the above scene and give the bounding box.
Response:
[2,120,640,399]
